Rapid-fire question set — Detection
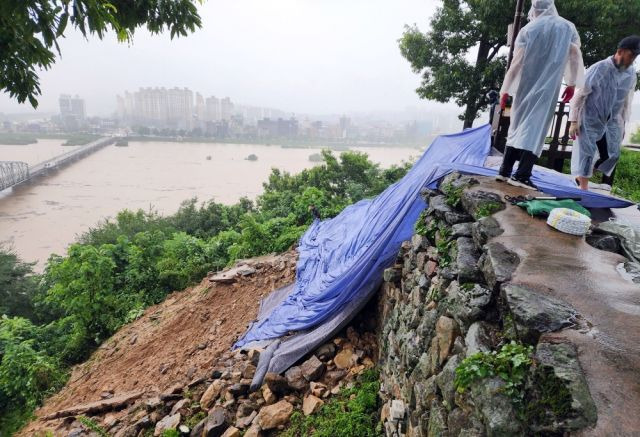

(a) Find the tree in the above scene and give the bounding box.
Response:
[631,127,640,145]
[0,0,202,108]
[400,0,640,129]
[399,0,514,129]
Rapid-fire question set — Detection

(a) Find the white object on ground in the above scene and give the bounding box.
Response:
[547,208,591,236]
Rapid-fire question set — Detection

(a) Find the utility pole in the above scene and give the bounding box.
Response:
[507,0,526,69]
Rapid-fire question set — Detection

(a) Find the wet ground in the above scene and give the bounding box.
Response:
[478,179,640,436]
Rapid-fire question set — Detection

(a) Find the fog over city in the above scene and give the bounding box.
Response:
[0,0,456,119]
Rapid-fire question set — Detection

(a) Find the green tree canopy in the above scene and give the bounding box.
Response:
[0,0,202,107]
[400,0,640,128]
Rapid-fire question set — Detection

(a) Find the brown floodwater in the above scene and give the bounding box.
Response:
[0,140,422,269]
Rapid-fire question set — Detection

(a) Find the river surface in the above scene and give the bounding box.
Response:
[0,140,422,269]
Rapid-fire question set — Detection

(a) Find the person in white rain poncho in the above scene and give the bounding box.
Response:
[569,36,639,191]
[497,0,585,190]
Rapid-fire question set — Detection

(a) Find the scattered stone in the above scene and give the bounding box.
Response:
[228,382,250,397]
[257,400,293,430]
[303,395,324,416]
[145,396,162,411]
[300,355,326,381]
[170,398,190,415]
[481,242,519,291]
[264,373,290,396]
[262,385,277,405]
[284,366,308,391]
[502,284,577,344]
[154,413,181,436]
[44,391,144,419]
[242,364,257,380]
[334,348,358,369]
[178,425,190,434]
[425,260,438,277]
[310,382,328,397]
[200,380,225,409]
[203,407,228,437]
[221,426,241,437]
[190,419,206,437]
[247,349,261,366]
[244,424,263,437]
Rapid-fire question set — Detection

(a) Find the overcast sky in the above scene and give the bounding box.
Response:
[0,0,449,117]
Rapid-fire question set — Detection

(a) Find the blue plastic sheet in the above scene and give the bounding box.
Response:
[234,123,633,359]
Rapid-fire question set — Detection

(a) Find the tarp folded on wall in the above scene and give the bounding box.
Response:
[233,124,633,388]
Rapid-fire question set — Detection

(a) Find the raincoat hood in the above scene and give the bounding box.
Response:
[528,0,559,21]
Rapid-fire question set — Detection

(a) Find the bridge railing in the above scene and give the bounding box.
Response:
[0,161,29,191]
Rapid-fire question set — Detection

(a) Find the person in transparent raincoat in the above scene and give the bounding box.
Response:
[497,0,585,190]
[569,36,639,191]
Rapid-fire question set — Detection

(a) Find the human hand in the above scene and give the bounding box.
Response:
[562,86,575,103]
[568,122,579,140]
[500,93,510,110]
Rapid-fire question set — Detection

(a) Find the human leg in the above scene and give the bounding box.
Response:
[498,146,522,180]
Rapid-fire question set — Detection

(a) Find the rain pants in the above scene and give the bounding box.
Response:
[570,58,637,177]
[501,0,585,157]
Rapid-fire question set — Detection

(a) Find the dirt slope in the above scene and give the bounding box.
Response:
[21,251,297,435]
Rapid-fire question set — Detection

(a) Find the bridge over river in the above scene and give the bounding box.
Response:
[0,137,114,192]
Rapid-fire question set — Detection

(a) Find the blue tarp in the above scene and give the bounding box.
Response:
[234,124,633,381]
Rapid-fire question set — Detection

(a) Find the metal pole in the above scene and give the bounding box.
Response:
[507,0,526,69]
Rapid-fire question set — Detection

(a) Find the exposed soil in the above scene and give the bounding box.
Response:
[21,251,297,436]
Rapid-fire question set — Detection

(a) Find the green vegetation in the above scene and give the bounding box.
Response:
[455,341,533,408]
[161,429,180,437]
[442,182,464,208]
[77,416,109,437]
[631,128,640,144]
[435,225,455,267]
[475,201,503,218]
[0,150,410,435]
[282,369,382,437]
[414,210,430,237]
[611,148,640,202]
[400,0,640,127]
[524,366,573,425]
[1,1,201,107]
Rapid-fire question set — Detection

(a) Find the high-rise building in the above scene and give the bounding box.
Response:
[117,87,194,129]
[59,94,86,131]
[220,97,234,120]
[205,96,220,121]
[59,94,86,120]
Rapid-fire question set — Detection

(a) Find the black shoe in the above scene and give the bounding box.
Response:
[507,176,538,191]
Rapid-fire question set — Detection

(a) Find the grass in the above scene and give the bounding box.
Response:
[610,148,640,202]
[280,369,383,437]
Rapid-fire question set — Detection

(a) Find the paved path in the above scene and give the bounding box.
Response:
[479,179,640,436]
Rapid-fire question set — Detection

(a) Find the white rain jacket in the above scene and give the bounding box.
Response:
[501,0,585,157]
[569,57,637,177]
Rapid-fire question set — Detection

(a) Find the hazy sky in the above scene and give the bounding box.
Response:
[0,0,445,117]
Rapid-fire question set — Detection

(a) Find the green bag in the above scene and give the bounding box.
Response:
[516,199,591,218]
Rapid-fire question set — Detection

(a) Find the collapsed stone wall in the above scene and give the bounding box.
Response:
[377,173,597,437]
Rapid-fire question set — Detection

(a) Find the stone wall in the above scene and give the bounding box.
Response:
[377,173,597,437]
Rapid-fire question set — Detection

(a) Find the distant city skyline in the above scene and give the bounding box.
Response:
[0,0,447,117]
